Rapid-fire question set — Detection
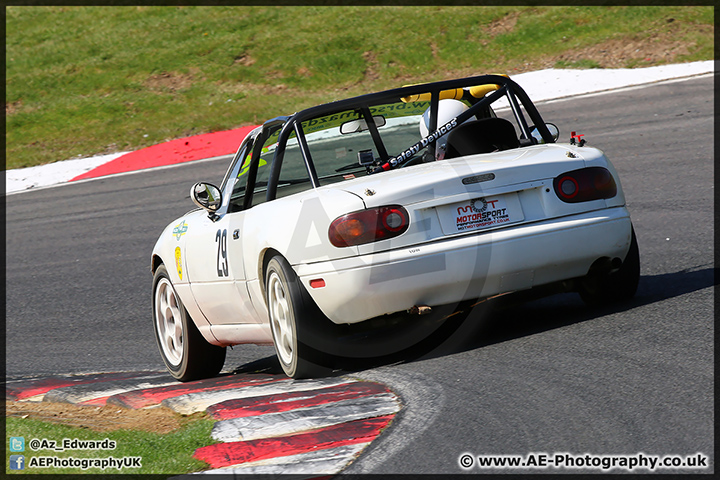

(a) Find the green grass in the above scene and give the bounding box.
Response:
[6,414,215,474]
[5,5,714,169]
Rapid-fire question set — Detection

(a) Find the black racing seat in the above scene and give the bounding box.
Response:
[444,117,520,159]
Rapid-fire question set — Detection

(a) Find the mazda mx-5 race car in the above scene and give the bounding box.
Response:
[151,74,639,380]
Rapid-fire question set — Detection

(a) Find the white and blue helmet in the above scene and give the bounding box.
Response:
[420,99,469,160]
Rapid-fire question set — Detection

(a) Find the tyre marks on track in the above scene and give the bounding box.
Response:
[5,371,401,475]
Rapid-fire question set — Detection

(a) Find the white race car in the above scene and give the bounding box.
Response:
[151,74,639,380]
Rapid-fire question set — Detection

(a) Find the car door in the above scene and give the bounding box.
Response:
[185,137,260,326]
[188,120,316,327]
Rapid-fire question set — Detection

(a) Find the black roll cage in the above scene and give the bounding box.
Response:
[263,74,554,202]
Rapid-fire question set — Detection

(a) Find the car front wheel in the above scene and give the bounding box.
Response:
[152,265,226,381]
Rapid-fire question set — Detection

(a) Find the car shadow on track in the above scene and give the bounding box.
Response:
[400,265,716,366]
[230,356,286,376]
[227,267,715,379]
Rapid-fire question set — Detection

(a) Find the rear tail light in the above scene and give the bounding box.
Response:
[329,205,409,247]
[553,167,617,203]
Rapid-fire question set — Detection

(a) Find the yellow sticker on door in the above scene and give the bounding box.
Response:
[175,247,183,280]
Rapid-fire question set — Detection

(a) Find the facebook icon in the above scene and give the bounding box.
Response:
[10,455,25,470]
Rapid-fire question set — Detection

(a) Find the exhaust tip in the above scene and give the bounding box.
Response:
[408,305,432,315]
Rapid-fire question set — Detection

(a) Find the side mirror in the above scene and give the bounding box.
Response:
[340,115,386,134]
[191,182,222,212]
[530,123,560,144]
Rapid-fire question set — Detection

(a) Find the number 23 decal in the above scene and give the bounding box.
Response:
[215,229,228,277]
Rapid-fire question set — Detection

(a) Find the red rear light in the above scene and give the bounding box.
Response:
[329,205,409,247]
[553,167,617,203]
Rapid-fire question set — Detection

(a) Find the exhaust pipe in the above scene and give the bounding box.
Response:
[589,256,623,275]
[408,305,432,315]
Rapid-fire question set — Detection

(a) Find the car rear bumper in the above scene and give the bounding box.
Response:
[295,207,633,324]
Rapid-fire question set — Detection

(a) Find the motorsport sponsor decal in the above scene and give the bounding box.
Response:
[438,194,524,235]
[390,116,459,166]
[173,220,188,240]
[175,247,183,280]
[456,197,511,231]
[299,101,429,135]
[262,101,431,144]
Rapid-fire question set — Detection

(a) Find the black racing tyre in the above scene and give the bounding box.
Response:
[578,226,640,305]
[152,265,226,381]
[265,256,331,379]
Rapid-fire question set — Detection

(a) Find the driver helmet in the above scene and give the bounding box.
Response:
[419,99,469,160]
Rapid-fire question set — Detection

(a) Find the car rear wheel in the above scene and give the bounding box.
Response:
[152,265,226,381]
[578,226,640,305]
[265,256,330,379]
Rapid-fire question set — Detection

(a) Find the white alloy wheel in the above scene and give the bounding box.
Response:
[152,265,226,381]
[267,269,297,368]
[154,276,184,367]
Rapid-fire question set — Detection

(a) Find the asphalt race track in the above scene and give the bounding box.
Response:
[5,75,714,474]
